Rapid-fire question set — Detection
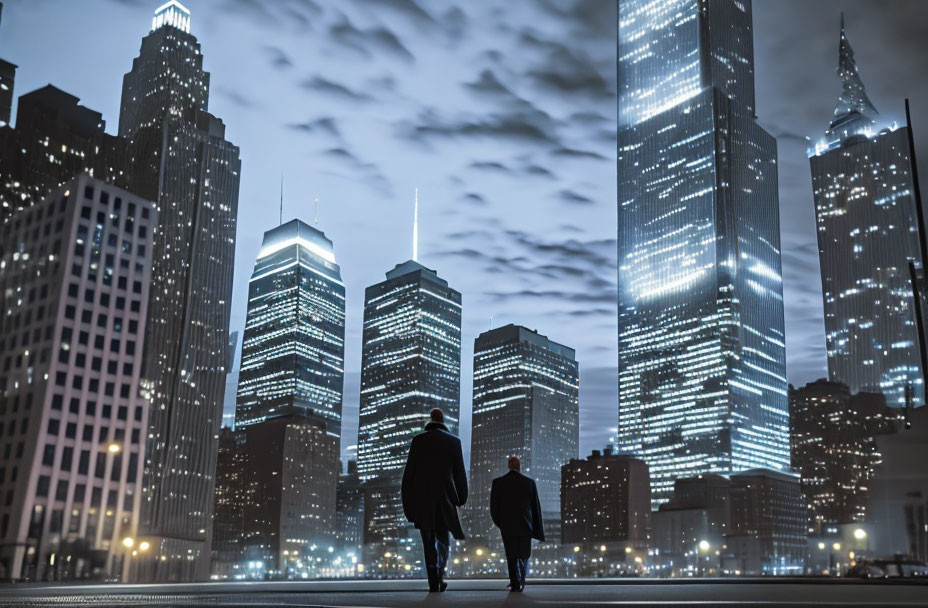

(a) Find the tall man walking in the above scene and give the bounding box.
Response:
[490,456,545,592]
[401,408,468,592]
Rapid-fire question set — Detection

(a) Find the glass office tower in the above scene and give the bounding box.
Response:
[617,0,789,505]
[236,219,346,433]
[356,260,461,559]
[809,16,924,406]
[467,325,579,548]
[118,1,241,580]
[233,219,345,573]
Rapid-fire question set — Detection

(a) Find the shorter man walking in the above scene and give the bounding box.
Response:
[490,456,544,592]
[402,408,468,592]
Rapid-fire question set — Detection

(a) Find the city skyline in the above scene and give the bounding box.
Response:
[2,0,928,466]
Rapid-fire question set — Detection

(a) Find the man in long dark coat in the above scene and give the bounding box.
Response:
[401,408,468,592]
[490,456,545,592]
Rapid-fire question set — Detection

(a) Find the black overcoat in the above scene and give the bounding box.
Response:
[401,421,468,540]
[489,470,545,542]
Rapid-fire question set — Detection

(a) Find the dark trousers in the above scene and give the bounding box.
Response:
[419,528,450,576]
[502,535,532,589]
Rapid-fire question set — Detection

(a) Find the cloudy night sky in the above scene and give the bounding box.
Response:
[2,0,927,462]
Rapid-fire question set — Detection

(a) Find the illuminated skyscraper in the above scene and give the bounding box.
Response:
[0,175,155,581]
[356,257,461,556]
[233,219,345,572]
[617,0,788,505]
[236,219,346,433]
[467,325,579,547]
[809,16,925,406]
[118,1,241,581]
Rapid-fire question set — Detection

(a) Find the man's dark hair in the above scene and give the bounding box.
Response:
[430,408,444,423]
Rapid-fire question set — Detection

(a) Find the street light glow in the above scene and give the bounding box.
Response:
[108,443,121,454]
[854,528,867,540]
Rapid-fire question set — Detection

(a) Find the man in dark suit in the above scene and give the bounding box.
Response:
[490,456,544,592]
[401,408,468,592]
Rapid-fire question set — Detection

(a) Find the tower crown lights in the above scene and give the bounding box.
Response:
[152,1,191,34]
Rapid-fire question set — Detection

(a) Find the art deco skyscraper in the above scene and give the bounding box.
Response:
[234,219,345,574]
[617,0,789,505]
[118,1,241,581]
[356,250,462,557]
[467,325,579,547]
[809,16,925,406]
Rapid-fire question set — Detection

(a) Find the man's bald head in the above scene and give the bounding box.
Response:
[508,456,521,471]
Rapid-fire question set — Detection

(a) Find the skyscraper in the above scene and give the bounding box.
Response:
[0,175,155,581]
[234,219,345,573]
[467,324,579,547]
[118,1,241,581]
[617,0,789,505]
[809,16,925,407]
[356,254,462,557]
[236,220,346,433]
[0,86,125,226]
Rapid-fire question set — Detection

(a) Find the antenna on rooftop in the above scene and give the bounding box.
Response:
[413,187,419,262]
[279,173,284,226]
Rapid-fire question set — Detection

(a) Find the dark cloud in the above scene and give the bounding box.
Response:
[519,29,613,99]
[288,117,341,137]
[461,193,487,206]
[262,45,293,70]
[214,86,258,109]
[329,16,415,61]
[404,107,558,144]
[534,0,617,41]
[351,0,436,25]
[551,147,607,161]
[485,289,616,305]
[441,6,467,40]
[464,69,514,97]
[570,111,611,125]
[525,164,555,179]
[469,161,509,173]
[299,76,373,102]
[558,189,594,205]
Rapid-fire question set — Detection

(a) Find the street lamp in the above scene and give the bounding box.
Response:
[853,528,867,540]
[122,537,134,548]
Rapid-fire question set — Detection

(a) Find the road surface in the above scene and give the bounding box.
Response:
[0,577,926,607]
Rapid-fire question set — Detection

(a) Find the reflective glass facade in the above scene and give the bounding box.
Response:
[236,220,346,433]
[809,19,924,406]
[466,325,579,546]
[617,0,788,506]
[356,260,461,553]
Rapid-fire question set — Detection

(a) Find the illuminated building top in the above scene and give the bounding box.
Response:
[152,1,190,34]
[810,14,893,157]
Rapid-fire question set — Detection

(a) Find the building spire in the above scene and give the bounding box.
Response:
[413,188,419,262]
[832,12,878,126]
[279,173,283,226]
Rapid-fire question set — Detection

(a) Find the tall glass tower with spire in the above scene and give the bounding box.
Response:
[356,193,462,560]
[118,1,241,580]
[809,15,925,407]
[617,0,789,505]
